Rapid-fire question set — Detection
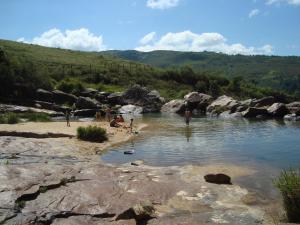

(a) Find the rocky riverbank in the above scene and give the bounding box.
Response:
[0,135,278,225]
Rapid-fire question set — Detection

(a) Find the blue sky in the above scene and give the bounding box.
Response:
[0,0,299,55]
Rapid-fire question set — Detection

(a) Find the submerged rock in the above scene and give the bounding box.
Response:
[204,173,232,185]
[284,113,300,121]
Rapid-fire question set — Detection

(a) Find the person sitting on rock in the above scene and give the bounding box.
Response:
[110,116,121,128]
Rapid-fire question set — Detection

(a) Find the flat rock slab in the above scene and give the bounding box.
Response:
[0,137,273,225]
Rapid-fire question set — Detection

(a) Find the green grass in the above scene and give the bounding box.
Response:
[0,112,51,124]
[77,125,108,143]
[274,168,300,223]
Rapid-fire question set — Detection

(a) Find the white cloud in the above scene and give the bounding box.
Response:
[147,0,180,9]
[266,0,300,5]
[17,28,106,51]
[135,30,274,55]
[139,32,156,44]
[249,9,260,18]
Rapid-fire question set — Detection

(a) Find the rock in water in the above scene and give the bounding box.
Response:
[267,103,290,117]
[252,96,276,108]
[204,173,232,185]
[242,107,269,118]
[161,100,185,114]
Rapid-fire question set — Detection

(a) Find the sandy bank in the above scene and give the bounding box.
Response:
[0,121,147,155]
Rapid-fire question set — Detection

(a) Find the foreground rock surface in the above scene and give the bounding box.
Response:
[0,135,274,225]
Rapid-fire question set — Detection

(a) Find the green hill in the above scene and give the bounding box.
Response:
[102,50,300,97]
[0,39,298,102]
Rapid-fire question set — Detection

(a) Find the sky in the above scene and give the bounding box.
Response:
[0,0,300,55]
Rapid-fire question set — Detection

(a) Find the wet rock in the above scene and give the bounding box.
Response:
[267,103,290,117]
[36,89,54,102]
[242,107,270,118]
[286,102,300,116]
[119,105,143,114]
[52,90,78,105]
[252,96,276,108]
[76,97,100,109]
[131,160,144,166]
[161,100,185,114]
[107,92,124,105]
[219,111,243,119]
[204,173,232,185]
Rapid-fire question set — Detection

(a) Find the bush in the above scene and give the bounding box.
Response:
[77,125,108,143]
[0,113,19,124]
[20,112,51,122]
[274,168,300,223]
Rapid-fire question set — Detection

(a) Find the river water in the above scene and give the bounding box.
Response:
[102,113,300,196]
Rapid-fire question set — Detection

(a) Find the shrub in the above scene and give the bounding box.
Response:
[274,168,300,223]
[77,125,108,143]
[6,113,19,124]
[20,112,51,122]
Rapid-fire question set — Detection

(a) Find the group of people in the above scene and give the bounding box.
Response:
[65,106,134,133]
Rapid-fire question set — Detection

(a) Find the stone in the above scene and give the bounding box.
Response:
[161,100,185,114]
[119,105,143,114]
[284,114,300,121]
[286,102,300,116]
[34,101,69,112]
[242,107,270,118]
[107,92,124,105]
[131,160,144,166]
[52,90,78,105]
[80,88,98,98]
[267,103,290,117]
[185,92,213,112]
[76,97,100,109]
[184,92,202,103]
[204,173,232,185]
[252,96,276,108]
[36,89,54,102]
[206,95,236,115]
[73,109,101,117]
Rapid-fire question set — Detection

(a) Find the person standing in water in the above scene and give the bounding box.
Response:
[129,118,134,133]
[65,110,71,127]
[184,108,192,125]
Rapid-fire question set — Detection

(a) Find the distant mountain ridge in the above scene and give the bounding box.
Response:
[102,50,300,95]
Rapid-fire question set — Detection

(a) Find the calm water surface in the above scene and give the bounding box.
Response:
[102,113,300,170]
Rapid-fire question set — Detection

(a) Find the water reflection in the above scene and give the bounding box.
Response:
[184,126,192,142]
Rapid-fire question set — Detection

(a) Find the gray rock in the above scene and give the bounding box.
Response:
[161,100,185,114]
[52,90,78,104]
[286,102,300,116]
[267,103,290,117]
[34,101,69,112]
[119,105,143,114]
[80,88,99,98]
[284,113,300,121]
[206,95,236,115]
[74,109,102,117]
[242,107,269,118]
[36,89,54,102]
[252,96,276,108]
[76,97,100,109]
[107,92,124,105]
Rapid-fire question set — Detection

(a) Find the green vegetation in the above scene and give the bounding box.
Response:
[274,168,300,223]
[0,39,298,102]
[0,113,19,124]
[104,50,300,99]
[0,112,51,124]
[77,125,108,143]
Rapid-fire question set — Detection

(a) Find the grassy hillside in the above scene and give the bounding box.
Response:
[103,50,300,97]
[0,39,298,102]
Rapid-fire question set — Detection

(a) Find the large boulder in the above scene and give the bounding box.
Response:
[95,91,110,103]
[286,102,300,116]
[161,100,185,114]
[52,90,78,104]
[107,92,124,105]
[242,107,269,118]
[119,104,143,114]
[206,95,237,115]
[73,109,103,117]
[251,96,276,108]
[122,85,164,113]
[185,92,213,112]
[36,89,54,102]
[80,88,99,98]
[76,97,100,109]
[267,103,290,117]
